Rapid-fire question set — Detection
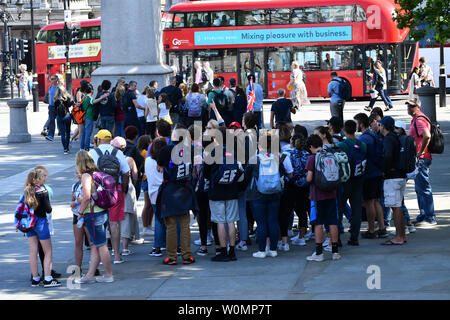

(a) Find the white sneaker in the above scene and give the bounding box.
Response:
[95,275,114,283]
[290,234,300,241]
[279,243,289,252]
[142,227,154,236]
[408,225,416,233]
[322,237,331,247]
[253,251,266,258]
[292,238,306,246]
[267,250,278,257]
[306,252,324,262]
[304,231,314,241]
[236,241,248,251]
[323,244,332,252]
[75,275,96,284]
[113,259,125,264]
[332,253,342,260]
[194,238,212,246]
[287,230,294,237]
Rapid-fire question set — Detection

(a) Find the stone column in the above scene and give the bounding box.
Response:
[91,0,172,91]
[8,98,31,143]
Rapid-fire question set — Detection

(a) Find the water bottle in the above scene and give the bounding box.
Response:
[77,216,84,229]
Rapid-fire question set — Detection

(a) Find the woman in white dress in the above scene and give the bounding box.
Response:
[287,61,309,108]
[409,66,420,100]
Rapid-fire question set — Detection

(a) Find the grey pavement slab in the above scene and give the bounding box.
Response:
[0,96,450,300]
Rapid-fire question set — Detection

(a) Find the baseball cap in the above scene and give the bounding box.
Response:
[405,98,421,107]
[394,120,406,131]
[95,129,112,140]
[228,122,242,129]
[110,136,126,149]
[378,116,395,130]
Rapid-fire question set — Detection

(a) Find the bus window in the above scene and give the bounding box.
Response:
[354,5,367,22]
[291,7,321,24]
[237,10,269,26]
[90,26,101,39]
[163,13,174,29]
[80,27,89,41]
[173,13,186,28]
[320,6,354,23]
[211,11,236,27]
[47,30,62,44]
[268,47,291,72]
[187,12,210,28]
[71,61,101,79]
[195,49,237,73]
[270,8,291,25]
[293,47,321,71]
[36,30,47,43]
[320,46,355,70]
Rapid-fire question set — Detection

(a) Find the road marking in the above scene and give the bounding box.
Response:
[0,160,74,197]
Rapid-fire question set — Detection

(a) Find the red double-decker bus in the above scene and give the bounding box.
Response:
[163,0,419,98]
[35,19,102,98]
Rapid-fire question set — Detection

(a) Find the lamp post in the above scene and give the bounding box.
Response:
[0,0,24,99]
[29,0,38,111]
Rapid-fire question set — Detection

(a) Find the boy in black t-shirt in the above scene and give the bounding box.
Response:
[270,88,296,129]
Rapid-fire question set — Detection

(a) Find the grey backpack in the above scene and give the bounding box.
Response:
[314,147,341,191]
[94,148,121,183]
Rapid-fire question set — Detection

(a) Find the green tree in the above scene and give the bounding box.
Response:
[393,0,449,44]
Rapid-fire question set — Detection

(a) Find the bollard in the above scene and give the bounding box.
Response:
[7,98,31,143]
[416,86,438,123]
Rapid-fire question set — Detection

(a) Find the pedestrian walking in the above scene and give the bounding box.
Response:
[287,61,309,109]
[53,85,73,154]
[409,66,421,100]
[41,75,59,141]
[365,61,393,112]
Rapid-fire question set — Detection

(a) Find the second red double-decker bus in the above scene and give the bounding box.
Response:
[163,0,419,99]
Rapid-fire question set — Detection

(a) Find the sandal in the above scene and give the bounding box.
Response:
[381,240,404,246]
[122,249,132,256]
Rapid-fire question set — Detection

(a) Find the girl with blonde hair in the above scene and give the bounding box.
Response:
[114,85,126,137]
[74,150,114,284]
[24,167,61,288]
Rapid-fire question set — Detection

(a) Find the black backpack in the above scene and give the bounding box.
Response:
[213,91,229,114]
[414,115,444,154]
[201,69,208,83]
[55,99,71,118]
[332,78,351,101]
[94,148,121,183]
[121,92,131,113]
[397,134,417,174]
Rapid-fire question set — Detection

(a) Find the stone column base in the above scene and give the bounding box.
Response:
[91,64,173,92]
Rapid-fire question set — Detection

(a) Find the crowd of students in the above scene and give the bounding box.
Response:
[22,71,437,287]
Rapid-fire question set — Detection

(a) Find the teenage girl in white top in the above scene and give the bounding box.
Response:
[157,93,172,125]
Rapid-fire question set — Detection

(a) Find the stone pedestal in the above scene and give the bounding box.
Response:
[8,98,31,143]
[91,0,172,91]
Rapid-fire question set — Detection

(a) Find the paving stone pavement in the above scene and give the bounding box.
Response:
[0,96,449,300]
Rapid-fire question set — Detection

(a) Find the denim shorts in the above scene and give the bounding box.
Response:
[26,217,51,240]
[84,210,109,247]
[141,179,148,193]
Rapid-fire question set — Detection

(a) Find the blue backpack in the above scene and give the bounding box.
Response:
[333,78,351,101]
[210,152,243,189]
[188,94,202,118]
[288,148,309,188]
[364,130,384,170]
[14,194,36,233]
[343,140,367,178]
